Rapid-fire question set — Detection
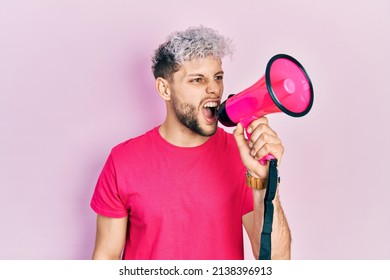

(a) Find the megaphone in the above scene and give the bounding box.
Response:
[217,54,314,261]
[217,54,314,130]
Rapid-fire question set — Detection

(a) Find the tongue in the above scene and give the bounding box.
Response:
[202,107,213,118]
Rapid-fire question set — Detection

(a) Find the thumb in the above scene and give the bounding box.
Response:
[233,123,248,149]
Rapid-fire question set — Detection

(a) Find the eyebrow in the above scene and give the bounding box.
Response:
[186,71,224,77]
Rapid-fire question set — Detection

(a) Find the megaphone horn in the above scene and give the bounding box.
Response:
[217,54,314,129]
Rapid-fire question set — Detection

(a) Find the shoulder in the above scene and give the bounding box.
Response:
[110,127,158,160]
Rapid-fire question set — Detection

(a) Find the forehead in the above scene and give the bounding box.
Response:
[176,56,223,77]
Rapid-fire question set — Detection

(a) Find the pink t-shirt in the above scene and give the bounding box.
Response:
[91,127,253,259]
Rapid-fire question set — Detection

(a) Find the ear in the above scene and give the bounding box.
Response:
[155,77,171,101]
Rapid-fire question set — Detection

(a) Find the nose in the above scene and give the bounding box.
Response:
[206,79,222,95]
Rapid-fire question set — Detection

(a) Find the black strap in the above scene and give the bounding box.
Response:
[259,159,278,260]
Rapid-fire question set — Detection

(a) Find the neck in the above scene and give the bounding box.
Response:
[159,117,210,148]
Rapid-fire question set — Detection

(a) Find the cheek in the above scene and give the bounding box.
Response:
[181,104,197,116]
[181,91,203,105]
[171,84,207,108]
[172,93,199,112]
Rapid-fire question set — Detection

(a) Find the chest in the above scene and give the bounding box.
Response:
[116,151,245,224]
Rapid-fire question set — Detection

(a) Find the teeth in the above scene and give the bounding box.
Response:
[204,102,218,108]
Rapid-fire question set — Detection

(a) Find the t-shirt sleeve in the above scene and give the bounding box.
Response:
[90,153,128,218]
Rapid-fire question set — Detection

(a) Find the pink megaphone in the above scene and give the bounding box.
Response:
[217,54,314,164]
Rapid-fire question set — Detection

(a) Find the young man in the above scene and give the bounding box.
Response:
[91,26,291,260]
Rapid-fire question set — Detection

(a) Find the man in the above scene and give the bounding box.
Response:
[91,26,291,260]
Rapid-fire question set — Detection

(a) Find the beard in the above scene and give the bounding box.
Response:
[171,95,218,137]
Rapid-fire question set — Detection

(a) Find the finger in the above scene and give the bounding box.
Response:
[233,123,248,150]
[253,143,284,164]
[234,123,264,171]
[248,124,278,148]
[247,117,277,146]
[246,117,269,134]
[250,133,281,157]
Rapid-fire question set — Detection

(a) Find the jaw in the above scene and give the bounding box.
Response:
[168,96,220,138]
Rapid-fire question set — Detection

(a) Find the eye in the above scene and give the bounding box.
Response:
[191,77,203,84]
[215,75,223,81]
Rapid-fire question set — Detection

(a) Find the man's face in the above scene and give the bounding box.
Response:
[168,56,224,137]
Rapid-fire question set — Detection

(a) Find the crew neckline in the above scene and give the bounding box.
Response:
[153,126,218,151]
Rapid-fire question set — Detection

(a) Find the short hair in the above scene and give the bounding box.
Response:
[151,26,234,81]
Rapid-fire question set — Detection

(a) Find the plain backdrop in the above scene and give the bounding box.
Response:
[0,0,389,260]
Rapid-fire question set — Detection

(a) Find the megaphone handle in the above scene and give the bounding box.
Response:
[259,158,278,260]
[240,117,276,165]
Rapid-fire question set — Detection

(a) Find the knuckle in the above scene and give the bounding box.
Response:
[252,140,261,151]
[260,116,269,124]
[259,123,268,130]
[263,143,272,153]
[260,133,269,142]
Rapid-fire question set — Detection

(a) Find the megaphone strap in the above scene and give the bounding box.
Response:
[259,159,278,260]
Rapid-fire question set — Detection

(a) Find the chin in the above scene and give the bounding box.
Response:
[199,123,218,137]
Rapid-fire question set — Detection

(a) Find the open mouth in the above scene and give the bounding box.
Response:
[202,101,219,122]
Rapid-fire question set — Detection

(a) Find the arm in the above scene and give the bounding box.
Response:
[92,214,128,260]
[242,192,291,259]
[234,117,291,259]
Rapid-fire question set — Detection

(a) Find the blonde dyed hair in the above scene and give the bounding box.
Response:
[152,26,234,81]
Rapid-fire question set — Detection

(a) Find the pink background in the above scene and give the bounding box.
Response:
[0,0,389,259]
